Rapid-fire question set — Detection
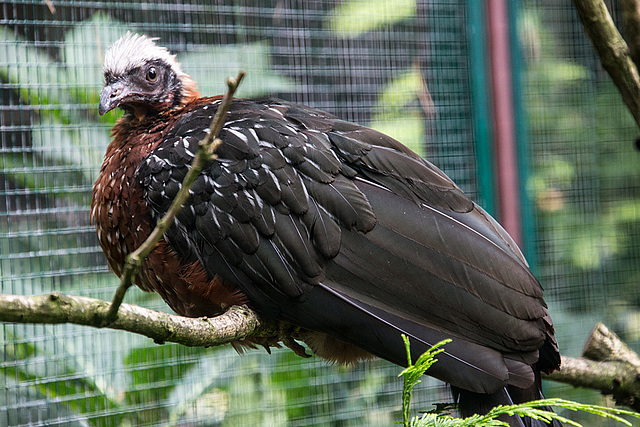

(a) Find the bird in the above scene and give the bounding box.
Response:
[92,33,561,426]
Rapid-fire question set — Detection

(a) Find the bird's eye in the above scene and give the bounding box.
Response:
[146,67,158,82]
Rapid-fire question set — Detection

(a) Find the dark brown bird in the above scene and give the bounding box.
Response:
[92,33,561,426]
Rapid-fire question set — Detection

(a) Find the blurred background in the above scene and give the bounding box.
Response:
[1,0,639,425]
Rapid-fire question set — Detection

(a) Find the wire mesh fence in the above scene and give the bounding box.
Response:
[1,0,639,425]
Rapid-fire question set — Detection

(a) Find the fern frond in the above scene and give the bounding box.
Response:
[408,396,640,426]
[399,337,640,427]
[398,335,451,427]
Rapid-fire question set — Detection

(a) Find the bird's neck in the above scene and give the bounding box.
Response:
[106,109,185,172]
[178,75,201,106]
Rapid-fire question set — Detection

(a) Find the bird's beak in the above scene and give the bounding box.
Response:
[99,81,129,116]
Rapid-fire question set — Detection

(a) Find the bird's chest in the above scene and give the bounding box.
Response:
[91,143,154,280]
[90,121,247,316]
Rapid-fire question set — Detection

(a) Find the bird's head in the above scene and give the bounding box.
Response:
[99,33,200,120]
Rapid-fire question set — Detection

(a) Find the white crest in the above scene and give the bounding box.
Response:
[104,32,185,78]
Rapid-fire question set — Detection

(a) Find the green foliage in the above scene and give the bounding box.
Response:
[326,0,427,155]
[369,68,428,157]
[400,339,640,427]
[410,398,640,427]
[522,5,640,316]
[1,327,127,426]
[327,0,416,38]
[123,344,206,424]
[181,42,294,99]
[0,22,111,184]
[398,335,451,427]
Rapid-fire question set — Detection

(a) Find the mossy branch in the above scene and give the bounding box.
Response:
[622,0,640,70]
[104,71,246,324]
[2,294,640,412]
[0,293,277,346]
[544,322,640,412]
[572,0,640,132]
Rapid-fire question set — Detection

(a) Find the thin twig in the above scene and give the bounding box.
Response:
[0,293,277,346]
[104,71,246,324]
[44,0,56,15]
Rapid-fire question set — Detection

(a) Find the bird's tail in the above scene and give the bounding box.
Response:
[453,378,563,427]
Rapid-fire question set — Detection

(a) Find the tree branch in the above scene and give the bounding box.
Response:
[573,0,640,131]
[104,71,246,324]
[544,322,640,411]
[622,0,640,70]
[3,291,640,409]
[0,293,277,347]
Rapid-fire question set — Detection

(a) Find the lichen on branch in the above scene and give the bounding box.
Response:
[0,292,277,347]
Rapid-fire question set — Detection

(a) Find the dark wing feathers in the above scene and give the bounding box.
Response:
[289,283,514,394]
[303,176,376,232]
[271,164,309,214]
[228,219,260,254]
[272,212,323,281]
[255,166,282,205]
[303,198,342,258]
[136,97,557,394]
[251,202,276,237]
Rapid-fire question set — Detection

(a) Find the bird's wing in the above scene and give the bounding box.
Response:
[136,97,556,393]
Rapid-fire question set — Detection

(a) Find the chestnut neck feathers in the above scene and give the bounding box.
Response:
[99,33,200,122]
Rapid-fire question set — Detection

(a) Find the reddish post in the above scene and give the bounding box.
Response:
[486,0,522,246]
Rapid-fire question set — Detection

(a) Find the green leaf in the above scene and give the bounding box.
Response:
[62,13,132,106]
[167,350,238,424]
[222,355,288,426]
[0,328,127,426]
[378,69,425,109]
[529,62,589,86]
[370,113,426,157]
[124,343,206,424]
[328,0,417,38]
[0,151,88,202]
[181,42,294,98]
[399,335,640,426]
[30,115,110,179]
[0,22,111,185]
[370,69,428,156]
[0,25,69,109]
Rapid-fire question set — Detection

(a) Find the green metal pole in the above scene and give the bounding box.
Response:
[508,0,539,272]
[467,0,496,216]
